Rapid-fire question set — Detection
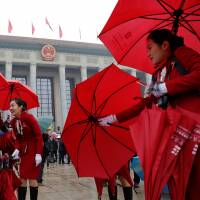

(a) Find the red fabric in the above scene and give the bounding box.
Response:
[62,64,141,179]
[45,17,53,31]
[168,107,200,200]
[116,95,157,122]
[0,80,39,110]
[8,20,13,33]
[32,23,35,35]
[94,163,133,196]
[0,169,21,200]
[165,46,200,114]
[168,125,200,200]
[11,112,43,179]
[99,0,200,74]
[130,106,196,200]
[0,131,16,154]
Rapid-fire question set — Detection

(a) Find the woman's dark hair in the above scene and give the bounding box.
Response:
[11,98,27,111]
[147,29,184,52]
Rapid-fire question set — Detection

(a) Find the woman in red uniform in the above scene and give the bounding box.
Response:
[99,29,200,200]
[10,98,44,200]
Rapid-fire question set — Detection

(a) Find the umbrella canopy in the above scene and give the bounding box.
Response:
[99,0,200,74]
[0,80,39,110]
[130,106,195,200]
[37,116,53,133]
[62,64,141,179]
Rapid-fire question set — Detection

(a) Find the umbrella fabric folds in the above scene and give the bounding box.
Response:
[0,169,21,200]
[130,106,196,200]
[62,64,141,179]
[0,80,39,110]
[37,116,53,133]
[99,0,200,74]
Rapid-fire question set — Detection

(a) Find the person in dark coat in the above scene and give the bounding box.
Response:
[37,132,50,183]
[58,139,66,164]
[10,98,43,200]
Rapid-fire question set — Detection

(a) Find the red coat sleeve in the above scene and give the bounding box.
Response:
[166,46,200,95]
[116,96,156,122]
[116,99,145,122]
[24,113,44,155]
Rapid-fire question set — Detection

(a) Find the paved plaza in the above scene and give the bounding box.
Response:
[24,162,170,200]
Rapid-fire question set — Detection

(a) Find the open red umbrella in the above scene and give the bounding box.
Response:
[99,0,200,74]
[129,106,195,200]
[62,64,141,179]
[0,80,39,110]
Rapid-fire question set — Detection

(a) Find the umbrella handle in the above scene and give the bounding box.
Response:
[109,123,129,131]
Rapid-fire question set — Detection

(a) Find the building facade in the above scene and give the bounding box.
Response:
[0,35,150,130]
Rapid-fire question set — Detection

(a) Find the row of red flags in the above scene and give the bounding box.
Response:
[8,17,63,38]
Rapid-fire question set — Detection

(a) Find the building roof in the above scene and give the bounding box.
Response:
[0,35,111,56]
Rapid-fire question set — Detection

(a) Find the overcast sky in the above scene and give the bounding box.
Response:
[1,0,117,43]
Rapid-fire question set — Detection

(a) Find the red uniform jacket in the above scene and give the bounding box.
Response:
[11,111,43,179]
[166,46,200,114]
[116,46,200,122]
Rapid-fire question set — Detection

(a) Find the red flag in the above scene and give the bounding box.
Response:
[45,17,53,31]
[8,20,13,33]
[59,25,63,38]
[32,23,35,35]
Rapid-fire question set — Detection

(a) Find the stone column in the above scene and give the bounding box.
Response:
[29,63,37,117]
[59,65,67,126]
[80,65,87,81]
[5,61,12,79]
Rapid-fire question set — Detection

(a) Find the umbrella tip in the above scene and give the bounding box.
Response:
[88,115,98,123]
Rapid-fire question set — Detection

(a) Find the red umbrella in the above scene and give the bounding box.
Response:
[99,0,200,74]
[167,107,200,200]
[129,106,195,200]
[62,64,141,179]
[0,169,21,200]
[0,80,39,110]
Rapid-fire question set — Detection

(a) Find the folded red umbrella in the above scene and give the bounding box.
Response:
[99,0,200,74]
[130,106,195,200]
[62,64,141,179]
[0,80,39,110]
[0,169,21,200]
[167,107,200,200]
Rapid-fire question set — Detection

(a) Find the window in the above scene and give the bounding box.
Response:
[12,76,27,85]
[36,78,54,118]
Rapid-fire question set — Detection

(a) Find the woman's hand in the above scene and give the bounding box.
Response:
[152,82,168,97]
[35,154,42,166]
[98,115,117,126]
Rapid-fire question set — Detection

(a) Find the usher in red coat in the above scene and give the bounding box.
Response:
[11,111,43,179]
[116,46,200,200]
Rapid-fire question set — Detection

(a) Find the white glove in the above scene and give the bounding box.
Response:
[98,114,117,126]
[12,149,20,160]
[35,154,42,166]
[152,83,168,97]
[144,82,154,97]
